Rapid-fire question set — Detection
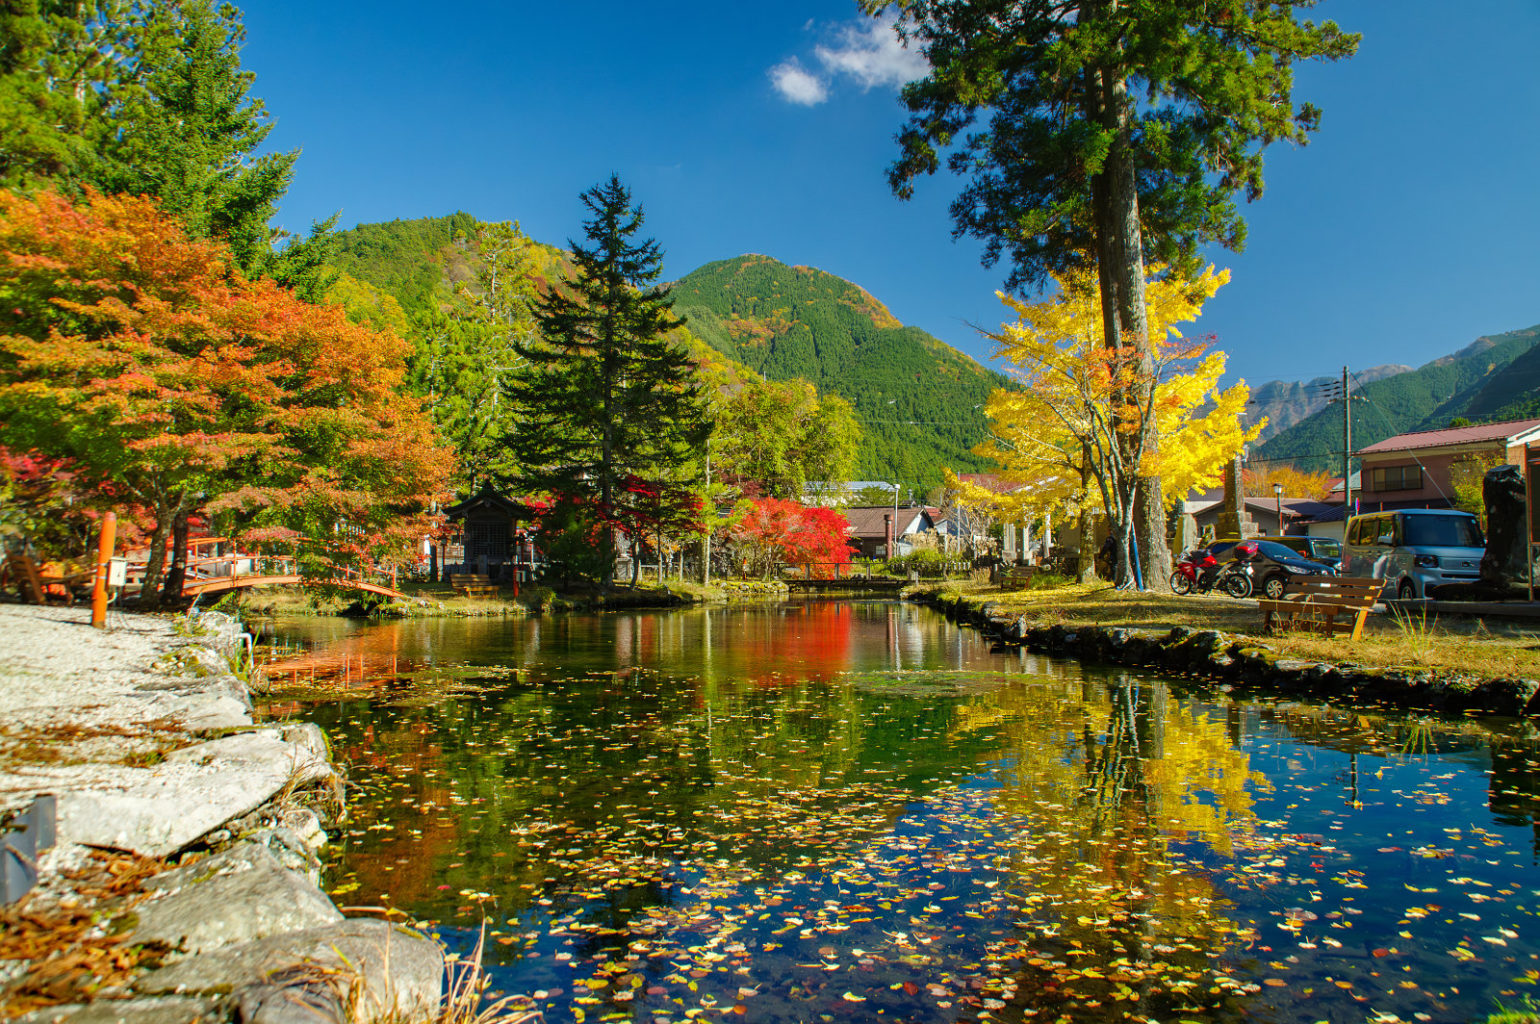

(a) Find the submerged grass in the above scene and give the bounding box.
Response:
[924,578,1540,680]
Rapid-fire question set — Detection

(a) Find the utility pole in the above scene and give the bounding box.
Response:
[1342,366,1353,515]
[1316,369,1355,516]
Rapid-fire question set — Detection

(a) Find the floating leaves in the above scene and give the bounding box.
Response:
[261,616,1540,1024]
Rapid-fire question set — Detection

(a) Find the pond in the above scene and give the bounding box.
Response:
[256,600,1540,1024]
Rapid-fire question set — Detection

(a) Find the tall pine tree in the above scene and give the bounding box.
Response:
[96,0,290,268]
[0,0,131,190]
[864,0,1356,588]
[506,176,708,591]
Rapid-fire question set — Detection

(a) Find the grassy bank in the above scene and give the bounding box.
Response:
[220,577,793,618]
[913,578,1540,680]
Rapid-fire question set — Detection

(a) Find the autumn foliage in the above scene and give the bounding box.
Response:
[0,190,450,592]
[1243,465,1335,501]
[732,498,851,578]
[972,265,1262,582]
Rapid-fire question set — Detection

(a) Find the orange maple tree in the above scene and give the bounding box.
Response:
[0,190,450,600]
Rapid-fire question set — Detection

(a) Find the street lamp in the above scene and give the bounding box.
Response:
[1273,482,1284,535]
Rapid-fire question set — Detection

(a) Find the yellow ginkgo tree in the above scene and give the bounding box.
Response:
[974,264,1262,586]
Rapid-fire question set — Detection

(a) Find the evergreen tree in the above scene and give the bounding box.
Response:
[864,0,1357,587]
[506,176,709,591]
[93,0,301,275]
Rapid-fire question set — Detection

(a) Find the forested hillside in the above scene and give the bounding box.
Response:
[329,218,1004,489]
[671,255,1003,485]
[1254,324,1540,470]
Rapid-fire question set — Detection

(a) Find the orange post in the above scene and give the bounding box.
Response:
[90,512,117,628]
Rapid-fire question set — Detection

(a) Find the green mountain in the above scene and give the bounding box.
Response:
[1253,324,1540,472]
[670,255,1004,486]
[329,212,482,313]
[329,214,1005,490]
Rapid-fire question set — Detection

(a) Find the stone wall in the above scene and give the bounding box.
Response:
[911,590,1540,718]
[0,605,444,1024]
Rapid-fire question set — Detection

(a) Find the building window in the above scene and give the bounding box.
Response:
[1368,464,1421,492]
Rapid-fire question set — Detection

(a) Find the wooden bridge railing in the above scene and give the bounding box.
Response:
[127,547,408,596]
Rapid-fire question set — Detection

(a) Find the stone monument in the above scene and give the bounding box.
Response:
[1216,455,1256,539]
[1480,464,1532,591]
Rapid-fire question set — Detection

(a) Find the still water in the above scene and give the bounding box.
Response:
[258,601,1540,1024]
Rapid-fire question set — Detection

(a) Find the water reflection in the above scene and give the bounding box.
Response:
[258,603,1540,1024]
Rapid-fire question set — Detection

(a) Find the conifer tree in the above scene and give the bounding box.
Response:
[506,176,708,591]
[863,0,1357,587]
[0,0,131,189]
[94,0,306,277]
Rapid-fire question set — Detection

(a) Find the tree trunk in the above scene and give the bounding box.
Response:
[160,509,192,606]
[139,505,174,605]
[1085,63,1137,590]
[1095,45,1171,590]
[1076,442,1098,583]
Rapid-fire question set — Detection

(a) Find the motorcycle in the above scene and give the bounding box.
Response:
[1170,545,1254,598]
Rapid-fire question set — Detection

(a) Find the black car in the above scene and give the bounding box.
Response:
[1256,534,1342,571]
[1216,539,1336,599]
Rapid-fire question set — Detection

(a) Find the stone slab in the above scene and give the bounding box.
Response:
[54,729,336,857]
[132,844,342,958]
[135,920,443,1022]
[14,997,222,1024]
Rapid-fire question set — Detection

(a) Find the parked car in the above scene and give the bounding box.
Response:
[1197,539,1336,599]
[1256,534,1342,570]
[1229,540,1338,599]
[1342,508,1484,600]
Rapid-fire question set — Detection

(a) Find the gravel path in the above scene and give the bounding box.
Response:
[1,604,189,719]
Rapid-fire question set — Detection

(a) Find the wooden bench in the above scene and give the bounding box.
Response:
[447,572,501,597]
[996,565,1041,590]
[1,551,91,605]
[1258,575,1380,640]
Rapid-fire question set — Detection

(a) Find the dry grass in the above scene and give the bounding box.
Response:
[0,851,169,1019]
[433,928,540,1024]
[938,579,1540,679]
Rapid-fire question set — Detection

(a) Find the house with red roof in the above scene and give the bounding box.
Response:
[1354,418,1540,511]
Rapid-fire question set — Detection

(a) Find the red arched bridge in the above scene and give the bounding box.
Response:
[4,538,418,607]
[148,539,416,603]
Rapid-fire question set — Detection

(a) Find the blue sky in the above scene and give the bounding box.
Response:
[243,0,1540,391]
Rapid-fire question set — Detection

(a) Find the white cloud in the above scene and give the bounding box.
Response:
[768,59,829,106]
[813,15,927,90]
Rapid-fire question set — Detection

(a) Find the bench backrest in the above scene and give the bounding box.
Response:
[4,551,47,604]
[1279,575,1380,608]
[998,566,1037,585]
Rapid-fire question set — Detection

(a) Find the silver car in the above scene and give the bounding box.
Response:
[1342,509,1484,600]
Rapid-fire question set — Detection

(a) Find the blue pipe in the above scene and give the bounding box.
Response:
[1130,526,1144,591]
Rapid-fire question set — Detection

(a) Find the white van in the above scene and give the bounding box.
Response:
[1342,508,1484,600]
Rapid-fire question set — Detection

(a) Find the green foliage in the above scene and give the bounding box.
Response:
[707,372,860,499]
[1255,326,1540,471]
[0,0,338,296]
[536,497,610,588]
[324,272,412,338]
[866,0,1358,292]
[885,548,948,574]
[91,0,295,273]
[330,212,481,313]
[672,255,1003,489]
[506,177,709,589]
[0,0,130,189]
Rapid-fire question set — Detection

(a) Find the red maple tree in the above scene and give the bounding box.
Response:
[732,498,851,578]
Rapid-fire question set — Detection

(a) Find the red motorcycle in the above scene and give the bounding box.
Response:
[1170,544,1254,598]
